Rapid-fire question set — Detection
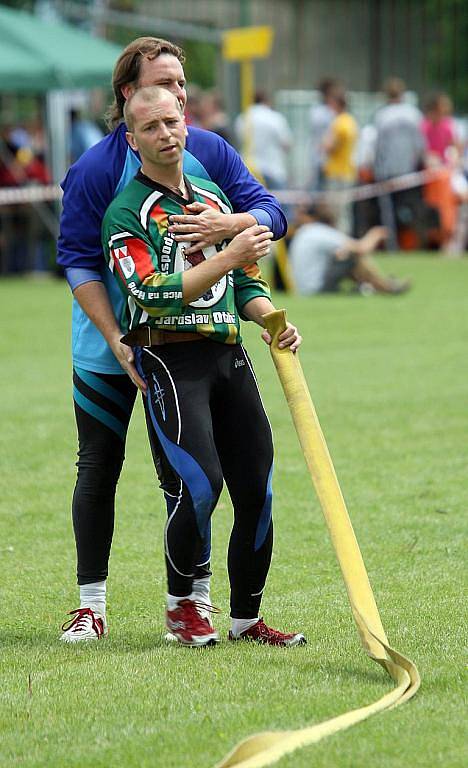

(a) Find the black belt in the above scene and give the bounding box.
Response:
[121,327,205,347]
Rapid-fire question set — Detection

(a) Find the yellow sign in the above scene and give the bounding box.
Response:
[222,26,274,61]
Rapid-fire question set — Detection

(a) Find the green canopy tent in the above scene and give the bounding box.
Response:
[0,5,123,185]
[0,5,122,92]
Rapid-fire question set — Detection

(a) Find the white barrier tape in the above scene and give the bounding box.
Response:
[0,184,62,207]
[0,167,446,209]
[272,167,446,206]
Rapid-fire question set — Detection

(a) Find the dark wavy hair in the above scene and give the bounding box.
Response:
[105,37,185,130]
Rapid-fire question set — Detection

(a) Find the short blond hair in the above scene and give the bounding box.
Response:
[124,86,182,131]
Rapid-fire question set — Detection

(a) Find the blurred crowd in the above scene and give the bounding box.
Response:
[237,77,468,258]
[162,77,468,263]
[1,76,467,278]
[0,119,51,272]
[186,77,467,294]
[0,109,103,272]
[0,120,50,187]
[234,77,468,295]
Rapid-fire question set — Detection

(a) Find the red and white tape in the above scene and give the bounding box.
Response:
[272,167,446,206]
[0,167,447,209]
[0,184,62,207]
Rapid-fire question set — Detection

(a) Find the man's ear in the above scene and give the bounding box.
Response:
[184,115,188,137]
[121,83,134,101]
[126,131,138,151]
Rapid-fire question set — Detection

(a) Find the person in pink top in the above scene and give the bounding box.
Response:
[421,93,463,248]
[421,93,460,164]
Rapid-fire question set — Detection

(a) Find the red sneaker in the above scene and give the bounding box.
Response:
[228,618,306,647]
[60,607,107,642]
[166,599,219,647]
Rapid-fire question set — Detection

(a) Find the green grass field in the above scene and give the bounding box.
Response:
[0,256,467,768]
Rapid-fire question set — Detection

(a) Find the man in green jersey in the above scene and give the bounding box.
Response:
[102,86,305,647]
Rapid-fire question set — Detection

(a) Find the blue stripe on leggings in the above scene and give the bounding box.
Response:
[147,391,215,537]
[255,462,273,551]
[73,385,126,440]
[74,367,133,414]
[198,524,211,565]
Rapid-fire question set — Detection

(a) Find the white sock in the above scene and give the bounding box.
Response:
[231,617,259,637]
[80,581,106,617]
[192,576,211,605]
[167,593,191,611]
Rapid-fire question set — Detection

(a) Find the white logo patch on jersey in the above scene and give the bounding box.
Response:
[114,246,135,279]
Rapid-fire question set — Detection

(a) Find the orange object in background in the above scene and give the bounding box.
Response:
[358,167,374,184]
[423,167,457,246]
[398,228,419,250]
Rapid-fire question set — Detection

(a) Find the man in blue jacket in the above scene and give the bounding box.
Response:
[57,37,295,643]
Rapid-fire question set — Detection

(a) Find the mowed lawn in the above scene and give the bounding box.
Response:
[0,255,466,768]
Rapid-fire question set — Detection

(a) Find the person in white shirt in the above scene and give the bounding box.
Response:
[374,78,424,181]
[373,77,425,249]
[289,203,411,295]
[235,90,292,190]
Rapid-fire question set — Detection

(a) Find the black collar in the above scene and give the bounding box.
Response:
[136,169,194,205]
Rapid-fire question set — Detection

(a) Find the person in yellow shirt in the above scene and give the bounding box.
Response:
[323,91,358,232]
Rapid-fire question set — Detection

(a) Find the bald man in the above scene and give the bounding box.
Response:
[100,86,305,647]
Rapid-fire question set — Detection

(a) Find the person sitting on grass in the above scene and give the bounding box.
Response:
[289,202,411,296]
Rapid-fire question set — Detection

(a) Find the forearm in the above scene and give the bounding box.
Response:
[241,296,276,327]
[206,134,286,238]
[170,209,259,255]
[181,225,272,305]
[224,212,257,238]
[182,251,234,305]
[73,279,147,391]
[73,281,122,345]
[359,228,385,254]
[337,228,384,260]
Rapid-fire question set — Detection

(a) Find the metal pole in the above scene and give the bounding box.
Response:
[240,60,254,114]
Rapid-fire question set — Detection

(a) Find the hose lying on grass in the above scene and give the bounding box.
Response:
[214,309,420,768]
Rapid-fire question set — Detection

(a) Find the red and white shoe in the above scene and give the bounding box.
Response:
[60,607,108,643]
[166,599,219,647]
[228,618,306,647]
[165,599,215,642]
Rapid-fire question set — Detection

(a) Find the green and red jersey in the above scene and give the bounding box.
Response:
[102,171,270,345]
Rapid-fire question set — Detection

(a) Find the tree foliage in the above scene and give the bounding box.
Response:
[182,40,218,89]
[425,0,468,110]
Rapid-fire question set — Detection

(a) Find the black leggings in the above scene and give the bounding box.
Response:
[72,366,211,585]
[72,367,136,584]
[137,341,274,619]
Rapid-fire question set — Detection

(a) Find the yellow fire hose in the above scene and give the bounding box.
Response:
[215,309,420,768]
